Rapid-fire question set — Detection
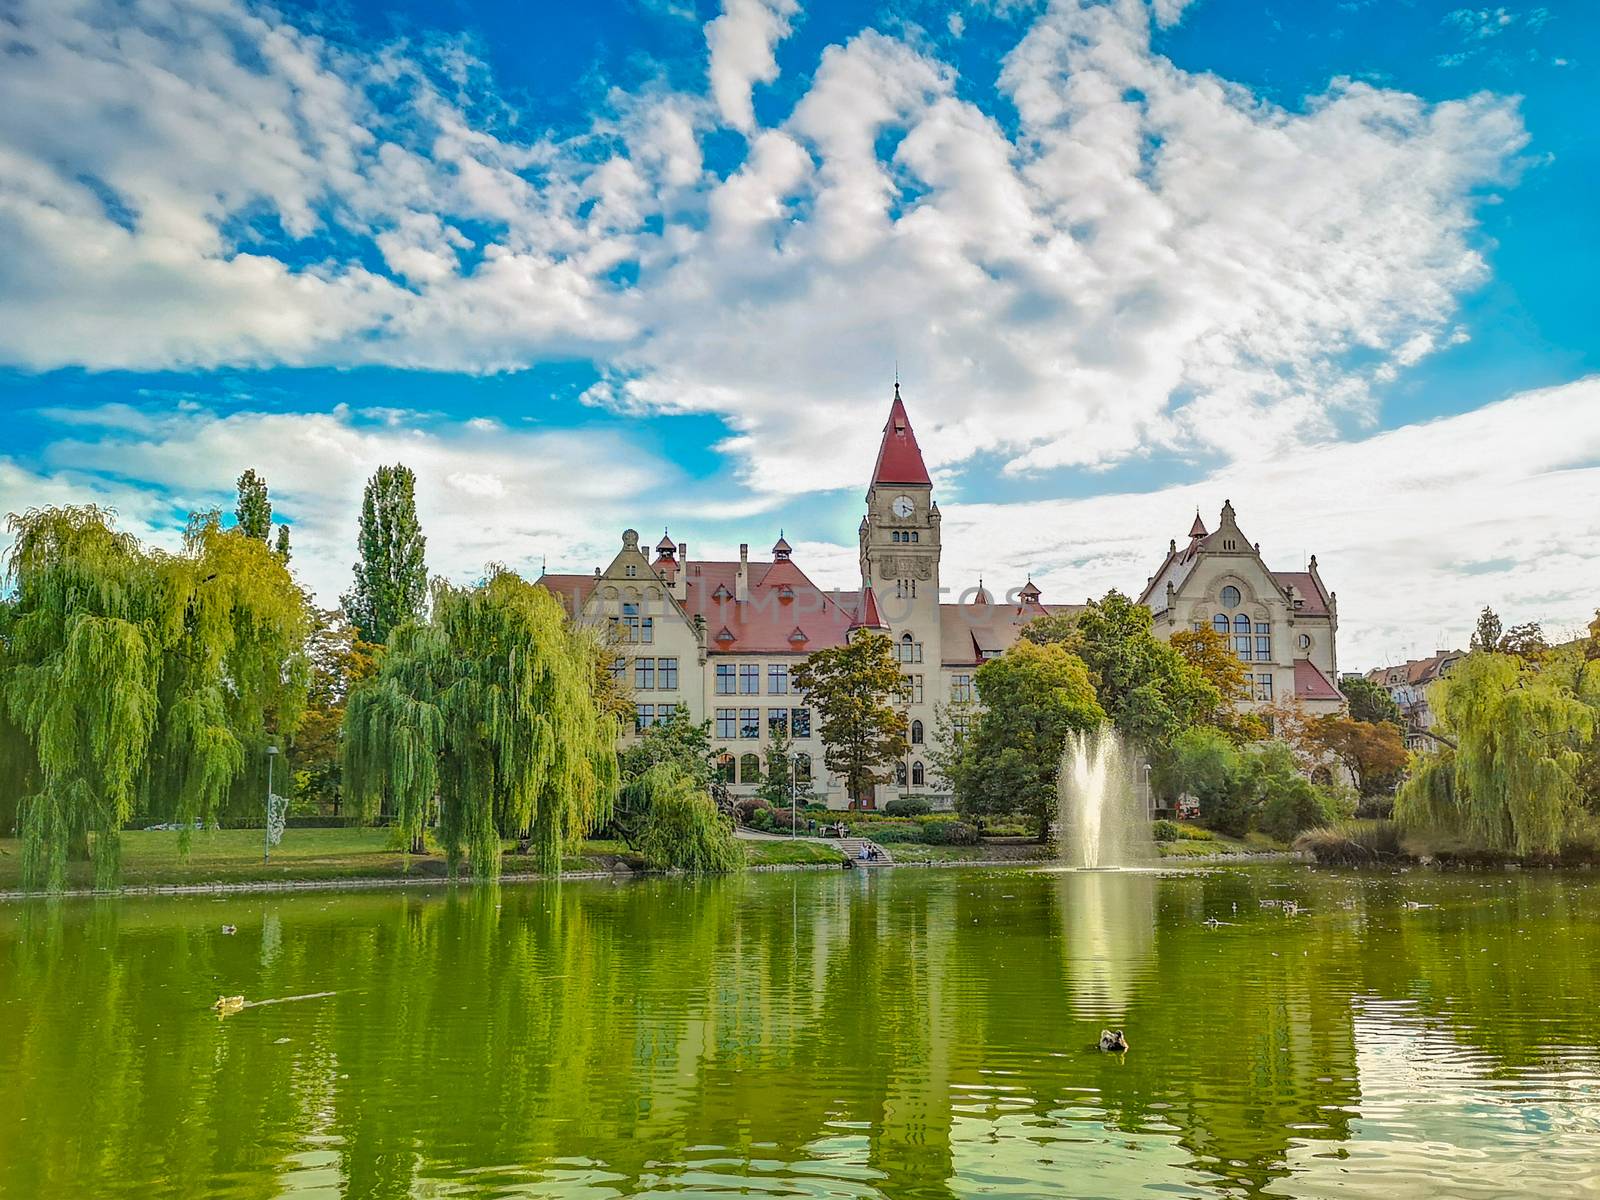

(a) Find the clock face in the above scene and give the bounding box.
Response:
[891,495,915,519]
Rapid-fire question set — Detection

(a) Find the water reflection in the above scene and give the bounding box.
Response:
[1,868,1599,1198]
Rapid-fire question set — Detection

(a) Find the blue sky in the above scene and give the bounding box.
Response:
[1,0,1596,665]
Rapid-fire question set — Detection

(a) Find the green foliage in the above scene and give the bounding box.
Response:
[757,730,811,809]
[946,640,1105,840]
[1063,590,1221,749]
[1470,606,1503,653]
[634,764,742,874]
[1155,730,1339,841]
[0,505,311,890]
[342,569,619,878]
[234,468,272,541]
[884,795,931,817]
[792,633,910,807]
[1395,651,1597,856]
[1151,818,1180,842]
[846,814,978,845]
[342,463,428,645]
[1340,675,1404,728]
[290,610,377,815]
[1152,726,1239,809]
[274,524,292,564]
[620,709,717,791]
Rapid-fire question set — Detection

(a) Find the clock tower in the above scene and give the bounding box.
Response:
[859,383,941,800]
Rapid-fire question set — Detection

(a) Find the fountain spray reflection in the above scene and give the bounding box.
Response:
[1058,726,1155,869]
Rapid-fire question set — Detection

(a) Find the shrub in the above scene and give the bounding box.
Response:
[1176,824,1214,841]
[916,817,979,845]
[1258,776,1333,842]
[1151,819,1180,843]
[885,796,932,817]
[733,797,771,826]
[1295,819,1403,865]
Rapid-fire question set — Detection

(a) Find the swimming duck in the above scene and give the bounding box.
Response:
[213,995,246,1015]
[1099,1028,1129,1053]
[220,925,237,935]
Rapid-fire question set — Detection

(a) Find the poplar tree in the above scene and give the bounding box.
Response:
[342,570,620,878]
[0,505,310,890]
[343,464,427,645]
[235,468,273,540]
[274,524,292,564]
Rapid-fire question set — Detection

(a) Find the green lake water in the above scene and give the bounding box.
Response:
[3,865,1599,1198]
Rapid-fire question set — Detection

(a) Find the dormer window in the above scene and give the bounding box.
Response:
[788,626,808,645]
[777,585,794,601]
[713,583,733,602]
[715,626,735,644]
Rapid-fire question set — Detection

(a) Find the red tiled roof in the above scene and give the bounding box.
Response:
[1188,512,1207,538]
[848,585,888,631]
[536,573,596,617]
[939,601,1083,666]
[871,385,931,487]
[679,557,856,654]
[1272,572,1330,617]
[1294,658,1343,702]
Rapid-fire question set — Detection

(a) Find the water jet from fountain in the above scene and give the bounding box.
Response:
[1057,727,1154,870]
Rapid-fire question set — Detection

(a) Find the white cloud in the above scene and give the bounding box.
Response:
[0,0,1530,494]
[706,0,801,133]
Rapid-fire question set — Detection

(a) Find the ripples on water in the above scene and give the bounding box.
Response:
[3,867,1600,1198]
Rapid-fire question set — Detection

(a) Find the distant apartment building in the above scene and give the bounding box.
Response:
[1365,651,1467,750]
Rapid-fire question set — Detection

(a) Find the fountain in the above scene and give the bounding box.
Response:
[1057,727,1155,869]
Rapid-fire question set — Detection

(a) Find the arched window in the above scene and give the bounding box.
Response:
[912,761,925,786]
[911,531,919,543]
[892,530,901,543]
[1234,613,1251,632]
[795,752,812,783]
[1221,585,1241,608]
[1213,613,1229,633]
[1297,633,1312,650]
[740,753,761,784]
[910,719,924,745]
[715,753,734,784]
[895,761,908,786]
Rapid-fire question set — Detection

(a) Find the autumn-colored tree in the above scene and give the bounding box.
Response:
[1170,625,1266,741]
[290,609,378,815]
[792,633,910,809]
[1302,715,1408,796]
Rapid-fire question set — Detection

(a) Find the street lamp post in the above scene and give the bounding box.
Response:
[265,745,279,863]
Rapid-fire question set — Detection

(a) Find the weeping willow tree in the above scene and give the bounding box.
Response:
[1396,651,1599,855]
[342,569,620,879]
[0,506,311,890]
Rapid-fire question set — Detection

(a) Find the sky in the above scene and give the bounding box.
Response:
[1,0,1596,669]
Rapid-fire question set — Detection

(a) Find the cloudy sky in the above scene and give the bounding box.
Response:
[1,0,1596,667]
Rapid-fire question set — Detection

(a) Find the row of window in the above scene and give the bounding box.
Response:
[894,761,928,786]
[614,657,680,690]
[714,662,793,694]
[715,707,814,740]
[896,633,924,664]
[612,603,654,644]
[634,703,677,732]
[889,530,921,543]
[716,752,812,785]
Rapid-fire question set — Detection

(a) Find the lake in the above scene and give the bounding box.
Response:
[3,865,1599,1198]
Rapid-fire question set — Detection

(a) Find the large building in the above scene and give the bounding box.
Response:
[1138,501,1345,718]
[1364,651,1465,750]
[541,388,1343,807]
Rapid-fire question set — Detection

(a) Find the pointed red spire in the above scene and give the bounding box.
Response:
[871,382,931,487]
[849,585,889,632]
[1188,510,1207,539]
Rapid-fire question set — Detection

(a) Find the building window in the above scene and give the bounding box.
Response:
[1191,620,1205,633]
[740,753,761,784]
[1234,613,1251,633]
[739,663,760,694]
[892,531,902,543]
[715,753,735,784]
[634,658,655,689]
[1221,585,1241,608]
[1254,673,1274,702]
[951,715,970,738]
[951,674,973,703]
[658,658,678,690]
[1235,635,1252,660]
[911,532,919,543]
[768,708,788,737]
[634,704,654,733]
[740,708,760,739]
[1213,613,1229,634]
[907,674,923,705]
[1297,633,1312,650]
[895,762,908,786]
[641,616,653,644]
[910,719,924,745]
[610,656,626,682]
[791,707,811,739]
[716,664,736,694]
[795,752,812,783]
[621,603,640,642]
[768,663,789,694]
[625,564,637,578]
[912,761,925,786]
[715,708,736,739]
[897,634,923,664]
[1256,635,1270,660]
[658,703,676,721]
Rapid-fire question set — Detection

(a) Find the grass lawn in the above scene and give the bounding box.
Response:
[743,838,846,866]
[0,828,639,894]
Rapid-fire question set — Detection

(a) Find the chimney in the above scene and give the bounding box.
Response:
[736,543,749,602]
[673,541,689,602]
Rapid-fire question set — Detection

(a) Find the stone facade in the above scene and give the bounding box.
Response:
[541,389,1345,808]
[1138,501,1345,719]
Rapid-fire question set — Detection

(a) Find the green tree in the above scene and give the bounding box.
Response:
[1470,606,1503,653]
[1397,651,1598,856]
[1067,590,1221,749]
[342,569,619,877]
[792,633,910,809]
[619,709,717,791]
[1018,609,1080,649]
[235,468,273,540]
[1151,725,1241,825]
[274,523,292,564]
[946,640,1106,841]
[757,730,810,811]
[290,610,377,815]
[1300,714,1408,797]
[1339,675,1404,728]
[0,505,310,890]
[633,763,743,874]
[343,463,428,645]
[1171,625,1266,741]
